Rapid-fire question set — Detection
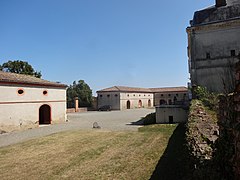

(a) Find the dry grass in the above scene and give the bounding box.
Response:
[0,125,177,180]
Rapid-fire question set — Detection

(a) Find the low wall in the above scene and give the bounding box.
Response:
[66,108,88,113]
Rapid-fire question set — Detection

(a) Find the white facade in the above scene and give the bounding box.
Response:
[97,86,188,111]
[156,106,188,124]
[0,72,67,132]
[120,92,153,110]
[98,92,121,110]
[97,92,154,110]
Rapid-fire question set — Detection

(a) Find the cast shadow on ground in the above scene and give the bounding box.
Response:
[150,123,190,180]
[126,118,145,126]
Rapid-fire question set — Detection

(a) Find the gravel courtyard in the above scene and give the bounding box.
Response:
[0,109,154,147]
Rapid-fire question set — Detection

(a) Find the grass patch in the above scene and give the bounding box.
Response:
[139,124,177,134]
[0,125,177,180]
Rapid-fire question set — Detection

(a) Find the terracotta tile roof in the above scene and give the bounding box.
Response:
[0,71,67,88]
[150,87,188,93]
[97,86,152,93]
[97,86,188,93]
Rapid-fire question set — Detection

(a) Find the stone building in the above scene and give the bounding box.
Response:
[187,0,240,92]
[151,87,189,106]
[97,86,154,110]
[0,71,67,132]
[97,86,188,110]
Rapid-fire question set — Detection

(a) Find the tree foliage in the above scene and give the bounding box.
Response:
[0,60,42,78]
[194,86,219,111]
[67,80,93,108]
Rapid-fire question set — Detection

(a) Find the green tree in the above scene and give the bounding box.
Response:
[67,80,93,108]
[0,60,42,78]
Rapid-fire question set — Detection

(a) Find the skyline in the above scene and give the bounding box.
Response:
[0,0,213,94]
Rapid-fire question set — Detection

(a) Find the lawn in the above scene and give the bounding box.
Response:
[0,124,178,180]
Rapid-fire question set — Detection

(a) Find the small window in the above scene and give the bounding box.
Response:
[206,52,211,59]
[231,50,236,57]
[139,94,141,97]
[43,90,48,95]
[127,94,129,97]
[133,94,135,96]
[148,95,150,96]
[107,95,110,97]
[18,89,24,95]
[176,94,178,97]
[168,94,171,97]
[161,94,163,97]
[184,93,186,96]
[144,94,146,96]
[115,94,118,97]
[100,95,103,97]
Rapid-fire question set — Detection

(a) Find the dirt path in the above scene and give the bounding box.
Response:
[0,109,154,148]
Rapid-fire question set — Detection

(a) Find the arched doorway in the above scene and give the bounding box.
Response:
[148,99,151,107]
[127,100,131,109]
[168,99,172,105]
[160,99,166,105]
[138,100,142,108]
[39,105,51,124]
[174,96,177,105]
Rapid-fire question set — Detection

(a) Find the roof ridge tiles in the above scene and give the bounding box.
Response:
[0,71,67,88]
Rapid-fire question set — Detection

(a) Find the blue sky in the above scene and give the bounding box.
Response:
[0,0,213,94]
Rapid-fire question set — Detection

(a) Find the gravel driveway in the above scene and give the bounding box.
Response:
[0,109,154,148]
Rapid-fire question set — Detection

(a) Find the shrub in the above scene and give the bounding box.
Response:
[194,86,219,111]
[142,113,156,125]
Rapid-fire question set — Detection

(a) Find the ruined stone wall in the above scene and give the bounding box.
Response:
[218,61,240,179]
[233,61,240,178]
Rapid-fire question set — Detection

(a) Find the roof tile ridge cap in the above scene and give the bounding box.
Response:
[115,86,121,91]
[0,71,66,86]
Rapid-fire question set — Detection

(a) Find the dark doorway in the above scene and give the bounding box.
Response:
[160,99,166,105]
[127,100,131,109]
[138,100,142,108]
[169,116,173,124]
[39,105,51,124]
[148,99,151,107]
[168,99,172,105]
[174,96,177,104]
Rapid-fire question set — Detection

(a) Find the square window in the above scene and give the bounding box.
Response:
[107,95,110,97]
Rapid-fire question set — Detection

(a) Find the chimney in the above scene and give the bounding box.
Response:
[216,0,227,7]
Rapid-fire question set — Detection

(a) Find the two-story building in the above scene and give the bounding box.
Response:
[187,0,240,92]
[97,86,188,111]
